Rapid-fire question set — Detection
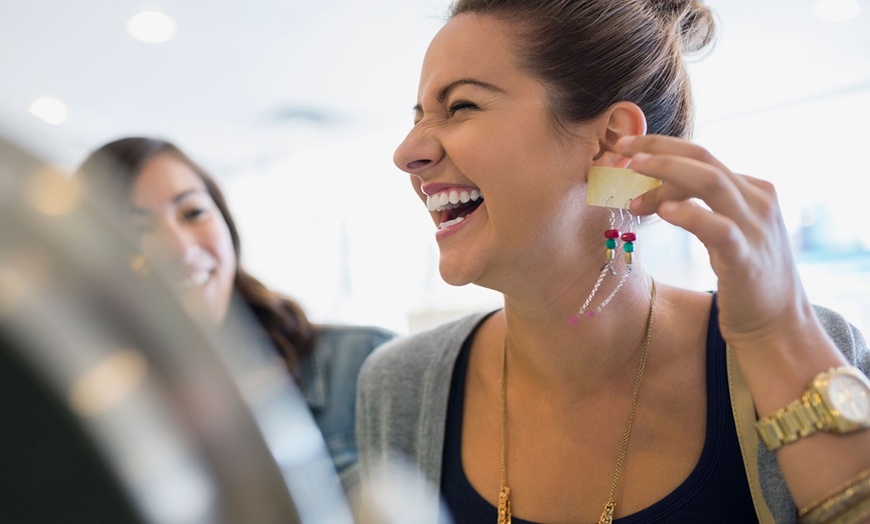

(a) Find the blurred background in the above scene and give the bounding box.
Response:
[2,0,869,336]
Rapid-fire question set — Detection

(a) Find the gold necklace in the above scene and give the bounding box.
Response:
[498,280,657,524]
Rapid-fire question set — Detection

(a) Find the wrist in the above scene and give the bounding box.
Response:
[755,366,870,452]
[729,328,848,418]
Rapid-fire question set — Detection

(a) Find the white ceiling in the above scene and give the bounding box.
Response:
[0,0,452,170]
[1,0,868,174]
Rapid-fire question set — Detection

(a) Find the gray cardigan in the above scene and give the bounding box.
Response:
[356,305,870,523]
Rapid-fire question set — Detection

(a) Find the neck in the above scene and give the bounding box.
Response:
[497,273,656,392]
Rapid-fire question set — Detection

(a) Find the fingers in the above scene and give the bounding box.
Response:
[656,199,750,262]
[614,136,767,227]
[616,134,730,173]
[627,152,757,233]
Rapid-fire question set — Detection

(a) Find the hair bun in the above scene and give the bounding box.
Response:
[650,0,716,54]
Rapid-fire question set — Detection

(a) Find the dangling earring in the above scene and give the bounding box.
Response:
[570,166,659,324]
[621,201,637,273]
[586,207,635,315]
[570,200,623,323]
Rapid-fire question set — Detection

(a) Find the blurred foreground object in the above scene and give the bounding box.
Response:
[0,136,351,523]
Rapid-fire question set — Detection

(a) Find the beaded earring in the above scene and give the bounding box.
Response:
[569,202,630,323]
[621,200,638,273]
[571,167,658,324]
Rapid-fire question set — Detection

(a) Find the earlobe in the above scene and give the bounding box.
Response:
[596,102,647,168]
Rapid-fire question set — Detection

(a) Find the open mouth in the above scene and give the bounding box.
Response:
[176,270,211,291]
[426,188,484,230]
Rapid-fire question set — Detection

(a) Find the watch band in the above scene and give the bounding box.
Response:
[756,392,827,452]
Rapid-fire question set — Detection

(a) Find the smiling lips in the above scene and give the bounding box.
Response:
[426,188,484,230]
[176,270,210,291]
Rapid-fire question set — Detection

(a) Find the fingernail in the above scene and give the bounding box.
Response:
[630,195,643,212]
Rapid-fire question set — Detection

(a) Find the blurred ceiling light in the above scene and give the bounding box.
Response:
[813,0,861,22]
[126,10,177,43]
[28,97,68,125]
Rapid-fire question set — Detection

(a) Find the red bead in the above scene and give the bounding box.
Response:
[621,232,636,242]
[604,229,620,239]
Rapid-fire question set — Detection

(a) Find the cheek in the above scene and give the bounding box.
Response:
[139,233,166,262]
[216,226,237,273]
[410,176,426,202]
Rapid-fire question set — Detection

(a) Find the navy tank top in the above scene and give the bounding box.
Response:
[440,297,758,523]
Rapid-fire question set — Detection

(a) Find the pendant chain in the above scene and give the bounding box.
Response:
[498,280,657,524]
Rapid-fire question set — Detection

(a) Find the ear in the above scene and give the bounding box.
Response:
[591,102,647,168]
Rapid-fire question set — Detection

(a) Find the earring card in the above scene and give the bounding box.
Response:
[586,167,662,209]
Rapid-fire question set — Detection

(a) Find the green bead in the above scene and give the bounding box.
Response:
[605,238,617,249]
[623,241,634,252]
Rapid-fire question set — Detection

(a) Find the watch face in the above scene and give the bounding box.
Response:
[828,373,870,423]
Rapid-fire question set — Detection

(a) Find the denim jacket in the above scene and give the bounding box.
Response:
[298,324,397,480]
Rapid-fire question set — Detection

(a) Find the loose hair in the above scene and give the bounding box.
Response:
[449,0,717,138]
[77,137,316,379]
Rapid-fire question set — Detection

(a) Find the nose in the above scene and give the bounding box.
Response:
[393,124,444,177]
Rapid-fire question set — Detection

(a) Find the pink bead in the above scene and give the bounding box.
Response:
[621,232,636,242]
[584,311,597,318]
[568,315,580,325]
[604,229,620,239]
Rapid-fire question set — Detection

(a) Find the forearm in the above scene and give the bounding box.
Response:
[731,305,870,508]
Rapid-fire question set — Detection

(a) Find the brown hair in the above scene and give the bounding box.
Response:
[449,0,716,139]
[77,137,316,379]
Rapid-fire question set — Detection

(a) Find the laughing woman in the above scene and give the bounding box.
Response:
[356,1,870,523]
[77,137,395,484]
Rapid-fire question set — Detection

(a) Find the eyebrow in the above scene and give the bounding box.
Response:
[413,78,506,113]
[130,188,208,216]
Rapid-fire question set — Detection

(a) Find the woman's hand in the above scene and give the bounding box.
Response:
[614,134,816,350]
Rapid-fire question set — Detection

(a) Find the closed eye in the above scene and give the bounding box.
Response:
[183,208,208,222]
[448,100,478,114]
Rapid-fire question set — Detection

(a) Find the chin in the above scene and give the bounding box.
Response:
[438,259,482,288]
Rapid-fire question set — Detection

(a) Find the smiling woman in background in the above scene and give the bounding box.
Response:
[78,137,395,484]
[356,0,870,523]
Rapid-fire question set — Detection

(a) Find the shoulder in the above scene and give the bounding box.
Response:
[304,323,398,388]
[315,324,398,356]
[355,311,495,484]
[359,311,493,387]
[299,324,397,408]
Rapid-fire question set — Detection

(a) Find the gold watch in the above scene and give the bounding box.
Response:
[755,366,870,451]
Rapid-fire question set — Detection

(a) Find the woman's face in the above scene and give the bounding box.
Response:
[393,13,601,290]
[130,153,237,326]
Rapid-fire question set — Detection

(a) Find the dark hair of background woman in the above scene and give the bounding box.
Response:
[77,137,316,378]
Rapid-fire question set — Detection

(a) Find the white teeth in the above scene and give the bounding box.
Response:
[425,188,483,213]
[438,216,465,230]
[177,271,209,290]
